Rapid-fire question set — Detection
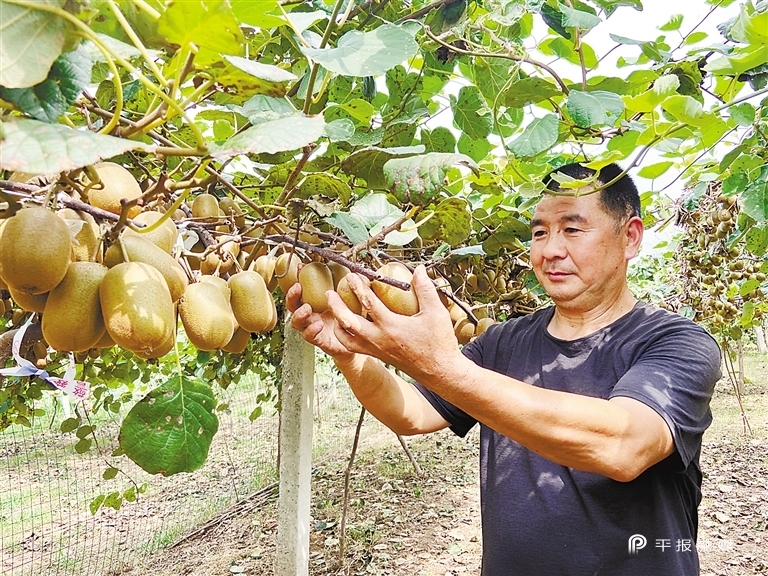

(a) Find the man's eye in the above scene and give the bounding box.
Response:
[533,230,546,238]
[565,228,581,234]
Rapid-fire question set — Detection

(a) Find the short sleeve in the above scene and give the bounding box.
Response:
[412,343,482,437]
[609,322,721,469]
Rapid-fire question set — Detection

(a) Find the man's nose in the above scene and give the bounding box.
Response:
[541,232,567,260]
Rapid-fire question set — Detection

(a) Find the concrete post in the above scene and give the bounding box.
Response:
[275,326,315,576]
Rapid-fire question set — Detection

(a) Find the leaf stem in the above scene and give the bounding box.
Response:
[302,0,347,114]
[107,0,168,86]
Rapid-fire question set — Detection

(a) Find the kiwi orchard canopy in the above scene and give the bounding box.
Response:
[0,0,766,569]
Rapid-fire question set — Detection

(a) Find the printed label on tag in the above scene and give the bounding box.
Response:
[48,378,89,400]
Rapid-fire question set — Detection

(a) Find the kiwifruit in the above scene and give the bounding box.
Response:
[123,211,179,253]
[198,275,230,300]
[134,328,175,360]
[222,327,250,354]
[179,282,236,351]
[86,162,142,218]
[454,318,475,345]
[448,301,468,323]
[56,208,102,263]
[336,274,370,315]
[218,197,245,228]
[104,235,188,302]
[42,262,108,352]
[298,262,333,313]
[32,341,48,362]
[94,330,115,348]
[371,262,419,316]
[9,286,48,313]
[100,262,175,355]
[215,209,229,233]
[0,207,72,295]
[275,252,302,294]
[191,194,220,222]
[327,261,350,289]
[475,317,497,336]
[228,271,275,333]
[253,255,277,291]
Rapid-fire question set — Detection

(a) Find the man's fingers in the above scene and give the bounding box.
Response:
[346,273,390,320]
[285,282,303,313]
[411,265,443,311]
[327,291,366,334]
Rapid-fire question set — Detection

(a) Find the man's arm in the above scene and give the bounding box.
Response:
[286,283,450,435]
[326,267,674,482]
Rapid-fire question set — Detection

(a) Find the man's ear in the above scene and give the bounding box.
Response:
[625,216,644,260]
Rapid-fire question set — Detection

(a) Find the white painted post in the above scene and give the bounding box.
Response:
[275,326,315,576]
[756,321,767,354]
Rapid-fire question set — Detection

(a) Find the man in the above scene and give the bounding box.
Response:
[287,162,721,575]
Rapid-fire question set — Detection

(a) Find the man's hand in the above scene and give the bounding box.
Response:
[286,282,354,360]
[325,265,463,384]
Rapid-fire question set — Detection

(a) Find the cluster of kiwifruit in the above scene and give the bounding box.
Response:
[0,162,282,365]
[666,188,766,332]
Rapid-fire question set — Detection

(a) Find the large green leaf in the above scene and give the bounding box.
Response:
[507,114,560,158]
[369,215,418,246]
[421,127,456,153]
[222,55,298,84]
[560,4,601,31]
[482,216,531,255]
[742,179,768,223]
[158,0,243,54]
[119,375,219,476]
[230,0,284,28]
[350,193,403,229]
[417,198,472,246]
[473,57,513,104]
[325,212,369,245]
[566,90,624,127]
[340,145,424,189]
[0,0,70,89]
[745,225,768,257]
[0,117,149,173]
[457,134,493,163]
[502,77,562,108]
[451,85,492,140]
[233,95,295,125]
[211,114,325,158]
[301,24,418,77]
[0,44,91,123]
[385,153,478,205]
[197,53,295,98]
[298,173,352,205]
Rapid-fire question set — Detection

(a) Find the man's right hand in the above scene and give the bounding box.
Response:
[286,283,354,360]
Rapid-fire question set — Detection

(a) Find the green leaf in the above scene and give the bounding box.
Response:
[0,0,70,89]
[60,417,79,433]
[683,31,708,45]
[457,134,493,163]
[566,90,624,127]
[103,467,119,480]
[369,215,418,246]
[324,118,355,142]
[350,193,403,229]
[729,103,755,127]
[659,14,683,31]
[119,375,219,476]
[473,57,513,104]
[384,153,478,205]
[502,78,562,108]
[0,44,92,122]
[0,118,149,174]
[211,114,325,158]
[340,145,424,189]
[325,212,369,245]
[728,5,768,46]
[248,405,263,422]
[722,172,747,196]
[661,95,710,127]
[740,300,755,328]
[234,95,294,125]
[742,180,768,222]
[745,225,768,256]
[74,438,92,454]
[298,173,352,204]
[158,0,243,54]
[482,217,531,255]
[559,4,601,30]
[417,198,472,246]
[451,85,492,140]
[507,114,560,158]
[103,491,122,511]
[90,494,105,515]
[623,74,679,112]
[222,56,297,84]
[637,161,673,179]
[301,24,418,77]
[230,0,284,28]
[421,127,456,153]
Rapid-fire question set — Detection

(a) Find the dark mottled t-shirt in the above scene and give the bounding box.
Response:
[415,302,721,576]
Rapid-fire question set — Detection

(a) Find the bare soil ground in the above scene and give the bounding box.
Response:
[135,420,767,576]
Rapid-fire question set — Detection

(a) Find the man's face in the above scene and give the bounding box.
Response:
[530,191,641,311]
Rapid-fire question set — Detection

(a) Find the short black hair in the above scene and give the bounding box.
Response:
[542,162,641,226]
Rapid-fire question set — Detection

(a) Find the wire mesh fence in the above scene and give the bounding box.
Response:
[1,355,369,575]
